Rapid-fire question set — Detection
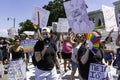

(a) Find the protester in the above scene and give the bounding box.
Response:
[20,34,30,71]
[61,33,73,72]
[2,38,9,65]
[70,33,83,80]
[0,38,4,64]
[77,32,103,80]
[103,29,115,65]
[113,30,120,80]
[51,32,62,64]
[33,27,60,80]
[8,39,27,68]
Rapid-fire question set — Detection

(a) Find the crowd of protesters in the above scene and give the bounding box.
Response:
[0,26,120,80]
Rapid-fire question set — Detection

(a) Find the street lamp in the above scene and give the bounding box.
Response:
[7,17,15,28]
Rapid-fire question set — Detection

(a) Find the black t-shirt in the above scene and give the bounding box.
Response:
[77,44,103,79]
[34,39,57,71]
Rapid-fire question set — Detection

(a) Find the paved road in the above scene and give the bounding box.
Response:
[0,59,119,80]
[0,59,79,80]
[26,60,79,80]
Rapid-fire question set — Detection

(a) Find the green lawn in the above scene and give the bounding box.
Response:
[95,26,105,29]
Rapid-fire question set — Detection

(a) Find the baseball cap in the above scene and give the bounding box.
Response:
[41,27,50,33]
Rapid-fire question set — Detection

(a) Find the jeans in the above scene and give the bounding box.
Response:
[71,61,78,71]
[103,52,113,61]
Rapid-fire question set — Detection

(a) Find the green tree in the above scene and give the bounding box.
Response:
[43,0,70,26]
[18,19,35,34]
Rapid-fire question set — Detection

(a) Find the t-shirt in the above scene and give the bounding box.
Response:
[62,40,72,53]
[77,44,103,79]
[34,39,57,71]
[71,43,81,62]
[105,42,114,50]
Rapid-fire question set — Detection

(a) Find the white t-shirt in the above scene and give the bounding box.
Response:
[71,43,82,62]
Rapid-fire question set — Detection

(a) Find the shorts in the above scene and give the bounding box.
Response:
[103,52,113,61]
[71,61,78,71]
[61,52,71,59]
[35,66,58,80]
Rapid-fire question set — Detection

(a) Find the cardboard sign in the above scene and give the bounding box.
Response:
[7,27,18,38]
[32,6,50,28]
[8,59,26,80]
[0,64,4,78]
[88,63,118,80]
[117,14,120,30]
[57,18,69,32]
[102,5,118,32]
[52,22,58,32]
[64,0,94,33]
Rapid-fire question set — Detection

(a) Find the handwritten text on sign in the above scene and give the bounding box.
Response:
[88,63,118,80]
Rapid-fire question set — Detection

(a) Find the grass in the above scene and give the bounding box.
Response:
[95,26,105,29]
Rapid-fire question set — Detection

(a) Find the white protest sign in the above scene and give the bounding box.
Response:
[32,6,50,28]
[52,22,58,32]
[102,5,118,32]
[7,27,18,38]
[0,64,4,78]
[8,59,26,80]
[88,63,118,80]
[64,0,94,34]
[57,18,69,32]
[117,14,120,30]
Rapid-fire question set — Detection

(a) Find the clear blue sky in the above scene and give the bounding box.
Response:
[0,0,118,37]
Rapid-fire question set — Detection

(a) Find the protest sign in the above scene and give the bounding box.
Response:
[32,6,50,28]
[57,18,69,32]
[8,59,26,80]
[21,39,37,52]
[52,22,58,32]
[64,0,94,33]
[102,5,118,32]
[88,63,118,80]
[0,64,4,78]
[8,27,18,38]
[117,14,120,30]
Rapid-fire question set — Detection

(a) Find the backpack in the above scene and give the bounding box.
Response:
[113,48,120,70]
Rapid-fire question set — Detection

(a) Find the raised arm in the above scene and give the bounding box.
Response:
[116,31,120,46]
[108,29,114,37]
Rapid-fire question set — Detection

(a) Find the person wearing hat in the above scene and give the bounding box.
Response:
[33,27,60,80]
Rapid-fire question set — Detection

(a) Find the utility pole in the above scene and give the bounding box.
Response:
[7,17,15,28]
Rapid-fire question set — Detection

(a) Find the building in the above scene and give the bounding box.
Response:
[88,9,104,27]
[88,0,120,28]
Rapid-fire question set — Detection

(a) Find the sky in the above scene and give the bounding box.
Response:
[0,0,118,37]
